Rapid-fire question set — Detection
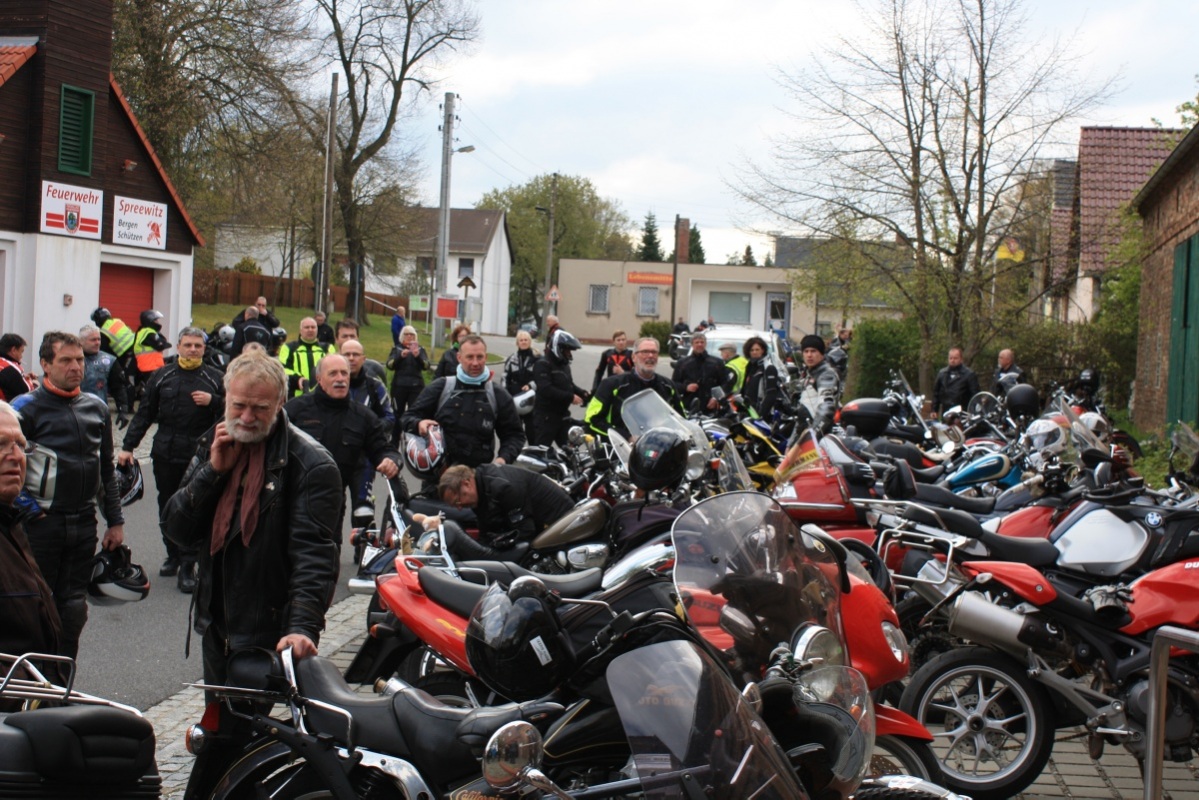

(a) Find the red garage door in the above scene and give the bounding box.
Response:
[99,264,154,329]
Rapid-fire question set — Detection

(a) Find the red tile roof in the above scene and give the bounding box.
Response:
[0,40,36,90]
[1078,126,1180,274]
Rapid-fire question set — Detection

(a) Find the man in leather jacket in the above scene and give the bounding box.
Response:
[671,332,727,413]
[163,350,342,694]
[118,327,225,591]
[285,354,401,535]
[79,325,132,428]
[438,463,575,553]
[933,347,980,416]
[586,337,686,438]
[795,334,842,435]
[13,332,124,660]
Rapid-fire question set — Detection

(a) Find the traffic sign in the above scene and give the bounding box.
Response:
[546,284,560,302]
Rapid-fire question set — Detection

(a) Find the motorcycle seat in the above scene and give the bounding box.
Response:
[404,498,478,526]
[298,656,413,755]
[976,530,1061,569]
[902,503,987,540]
[912,483,995,515]
[418,565,489,620]
[457,561,604,598]
[0,705,156,784]
[910,463,946,483]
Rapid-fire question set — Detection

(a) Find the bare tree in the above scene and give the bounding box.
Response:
[736,0,1111,391]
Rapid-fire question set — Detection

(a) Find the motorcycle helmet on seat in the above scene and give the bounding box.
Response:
[548,330,582,363]
[116,460,144,506]
[88,545,150,604]
[1024,418,1067,457]
[404,425,446,479]
[1078,411,1111,443]
[91,307,112,326]
[218,325,236,346]
[464,579,575,701]
[1004,383,1040,419]
[628,427,689,492]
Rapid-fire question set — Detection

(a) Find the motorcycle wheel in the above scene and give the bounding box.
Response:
[900,647,1054,800]
[854,789,957,800]
[895,595,957,673]
[413,671,506,707]
[870,734,945,783]
[251,762,404,799]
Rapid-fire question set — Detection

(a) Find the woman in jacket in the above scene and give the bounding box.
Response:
[387,325,429,441]
[741,336,780,420]
[504,330,538,441]
[434,324,471,379]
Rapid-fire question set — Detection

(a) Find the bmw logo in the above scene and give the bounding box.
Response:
[1145,512,1163,528]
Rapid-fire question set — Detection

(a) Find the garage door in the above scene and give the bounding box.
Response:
[99,264,154,328]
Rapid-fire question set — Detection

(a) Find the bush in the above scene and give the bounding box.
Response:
[847,317,922,398]
[232,256,261,275]
[639,320,672,353]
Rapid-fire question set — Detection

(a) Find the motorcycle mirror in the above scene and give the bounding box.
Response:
[786,363,799,376]
[482,721,544,792]
[566,426,586,446]
[711,386,725,400]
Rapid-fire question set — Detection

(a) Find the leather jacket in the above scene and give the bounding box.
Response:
[163,414,342,651]
[672,351,727,409]
[387,345,429,389]
[0,505,60,665]
[401,377,525,468]
[13,387,123,522]
[349,371,394,428]
[585,371,686,437]
[285,387,400,491]
[797,359,842,434]
[472,464,576,547]
[122,362,225,463]
[743,358,782,419]
[532,353,586,416]
[503,349,538,396]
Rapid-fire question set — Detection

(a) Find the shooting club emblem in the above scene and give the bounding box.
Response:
[65,204,80,233]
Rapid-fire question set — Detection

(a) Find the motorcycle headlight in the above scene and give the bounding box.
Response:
[685,449,705,481]
[881,621,908,664]
[793,624,845,667]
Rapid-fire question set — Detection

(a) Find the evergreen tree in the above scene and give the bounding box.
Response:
[742,245,757,266]
[764,251,774,267]
[637,212,664,262]
[689,224,706,264]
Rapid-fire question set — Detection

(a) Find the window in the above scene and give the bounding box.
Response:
[638,286,659,316]
[59,85,95,176]
[458,257,474,280]
[709,292,751,325]
[588,284,609,313]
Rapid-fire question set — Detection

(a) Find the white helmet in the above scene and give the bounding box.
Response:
[1078,411,1110,443]
[513,386,536,416]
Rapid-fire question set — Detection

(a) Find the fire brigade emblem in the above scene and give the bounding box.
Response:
[65,204,80,233]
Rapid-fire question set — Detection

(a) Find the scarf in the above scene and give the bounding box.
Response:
[43,377,80,398]
[178,356,203,370]
[456,363,488,386]
[209,441,268,556]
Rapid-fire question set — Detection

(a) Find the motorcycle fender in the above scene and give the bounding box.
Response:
[343,624,419,684]
[210,740,295,800]
[874,704,933,741]
[962,561,1057,605]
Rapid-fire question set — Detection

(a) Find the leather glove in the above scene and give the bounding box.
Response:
[115,413,130,430]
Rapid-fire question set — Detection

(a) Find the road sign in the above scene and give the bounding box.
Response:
[457,276,477,290]
[546,284,560,302]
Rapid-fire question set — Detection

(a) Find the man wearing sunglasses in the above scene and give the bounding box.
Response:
[585,337,685,438]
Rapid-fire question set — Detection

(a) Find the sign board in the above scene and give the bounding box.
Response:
[410,295,430,312]
[41,181,102,239]
[546,284,560,302]
[436,296,460,320]
[458,276,477,290]
[113,196,168,250]
[627,271,672,285]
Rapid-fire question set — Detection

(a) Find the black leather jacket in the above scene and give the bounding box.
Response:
[585,371,686,437]
[503,349,538,396]
[401,378,525,467]
[13,387,123,522]
[472,464,576,547]
[163,414,342,651]
[285,387,400,491]
[672,351,728,409]
[532,353,586,415]
[387,345,430,388]
[743,358,782,419]
[0,505,60,665]
[122,363,226,464]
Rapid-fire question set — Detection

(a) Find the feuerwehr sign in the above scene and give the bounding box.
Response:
[41,181,102,239]
[114,196,167,250]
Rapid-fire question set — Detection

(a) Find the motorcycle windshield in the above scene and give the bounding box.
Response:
[670,492,845,676]
[621,388,708,455]
[608,640,808,799]
[1173,422,1199,465]
[774,429,846,500]
[717,437,754,492]
[1054,397,1100,465]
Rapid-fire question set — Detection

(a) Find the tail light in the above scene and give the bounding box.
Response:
[185,701,222,754]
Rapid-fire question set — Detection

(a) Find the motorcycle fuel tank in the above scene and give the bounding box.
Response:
[532,498,611,549]
[1121,558,1199,635]
[946,452,1011,488]
[1053,506,1150,577]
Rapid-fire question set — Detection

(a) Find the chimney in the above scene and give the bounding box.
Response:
[675,217,690,264]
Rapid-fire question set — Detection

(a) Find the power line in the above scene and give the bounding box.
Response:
[456,98,545,173]
[457,120,535,181]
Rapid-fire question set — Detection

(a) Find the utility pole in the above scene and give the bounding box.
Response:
[540,172,559,323]
[670,214,681,323]
[318,72,338,315]
[433,92,457,349]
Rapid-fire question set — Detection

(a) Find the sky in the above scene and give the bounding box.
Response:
[402,0,1199,264]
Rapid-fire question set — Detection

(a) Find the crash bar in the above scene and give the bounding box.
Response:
[1144,625,1199,800]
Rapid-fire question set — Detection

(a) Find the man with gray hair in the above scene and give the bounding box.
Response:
[118,327,225,591]
[230,306,272,357]
[79,324,131,428]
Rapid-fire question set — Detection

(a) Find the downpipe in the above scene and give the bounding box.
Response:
[947,591,1072,660]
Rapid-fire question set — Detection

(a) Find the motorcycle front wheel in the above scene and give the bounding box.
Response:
[900,646,1054,800]
[870,734,945,783]
[249,762,404,799]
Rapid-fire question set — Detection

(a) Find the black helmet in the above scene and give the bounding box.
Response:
[1005,383,1040,419]
[88,545,150,604]
[116,460,144,506]
[139,309,164,329]
[628,427,689,491]
[464,579,574,701]
[91,307,112,325]
[271,327,288,348]
[1077,368,1100,393]
[548,329,581,363]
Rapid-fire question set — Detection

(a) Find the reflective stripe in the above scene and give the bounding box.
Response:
[101,319,135,356]
[135,351,165,372]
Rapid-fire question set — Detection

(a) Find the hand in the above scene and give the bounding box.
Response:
[612,364,624,374]
[399,348,411,358]
[117,450,135,466]
[210,421,244,473]
[192,391,213,406]
[687,383,699,393]
[101,525,125,550]
[521,385,530,392]
[706,398,718,410]
[277,634,317,659]
[115,413,130,430]
[418,419,437,436]
[493,457,506,465]
[376,458,400,479]
[572,394,582,406]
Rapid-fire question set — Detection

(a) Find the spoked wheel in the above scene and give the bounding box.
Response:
[413,670,506,707]
[900,647,1054,800]
[869,734,945,783]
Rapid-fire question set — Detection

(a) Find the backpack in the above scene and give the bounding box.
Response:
[436,377,497,417]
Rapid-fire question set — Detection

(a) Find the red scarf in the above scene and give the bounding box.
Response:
[209,443,268,555]
[42,377,80,398]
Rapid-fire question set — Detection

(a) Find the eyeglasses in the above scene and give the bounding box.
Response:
[635,350,659,356]
[0,438,35,456]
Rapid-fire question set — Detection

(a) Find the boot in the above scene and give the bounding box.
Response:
[159,557,180,577]
[177,560,197,593]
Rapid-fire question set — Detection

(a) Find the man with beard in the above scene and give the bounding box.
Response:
[285,354,400,536]
[585,337,685,438]
[164,350,342,690]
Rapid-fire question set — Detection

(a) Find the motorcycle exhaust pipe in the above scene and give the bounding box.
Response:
[947,591,1070,658]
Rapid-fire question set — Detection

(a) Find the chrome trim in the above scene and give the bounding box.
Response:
[347,576,377,595]
[337,748,434,799]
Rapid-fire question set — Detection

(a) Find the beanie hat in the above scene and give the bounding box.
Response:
[800,334,826,354]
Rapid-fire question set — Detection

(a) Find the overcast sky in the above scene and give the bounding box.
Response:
[404,0,1199,263]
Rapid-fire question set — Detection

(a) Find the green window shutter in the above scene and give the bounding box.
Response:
[58,85,95,176]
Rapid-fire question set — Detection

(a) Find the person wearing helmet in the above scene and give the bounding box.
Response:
[503,330,538,442]
[204,325,235,372]
[162,350,342,694]
[79,325,132,428]
[278,317,335,396]
[671,331,726,413]
[992,348,1027,396]
[585,337,685,438]
[933,347,980,417]
[0,400,63,679]
[230,306,272,357]
[118,327,225,591]
[0,333,37,402]
[132,309,170,381]
[12,332,125,660]
[401,335,525,485]
[592,330,633,393]
[1072,367,1102,412]
[438,463,575,554]
[532,329,588,447]
[91,307,136,361]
